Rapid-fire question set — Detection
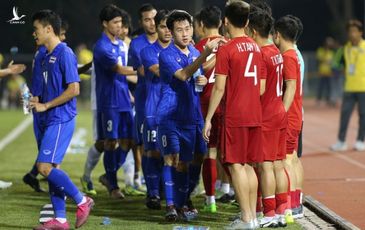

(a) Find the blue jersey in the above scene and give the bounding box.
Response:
[158,44,203,126]
[40,42,79,126]
[93,33,131,112]
[128,33,154,113]
[141,41,171,118]
[32,45,47,97]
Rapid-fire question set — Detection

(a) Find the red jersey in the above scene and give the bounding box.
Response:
[261,44,287,130]
[215,36,263,127]
[282,49,302,130]
[195,36,221,116]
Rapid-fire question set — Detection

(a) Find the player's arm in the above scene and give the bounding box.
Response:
[126,75,138,84]
[260,79,266,96]
[203,74,226,141]
[113,64,137,76]
[283,79,296,111]
[148,64,160,77]
[0,61,26,78]
[77,61,92,74]
[202,54,216,72]
[174,37,225,81]
[30,82,80,112]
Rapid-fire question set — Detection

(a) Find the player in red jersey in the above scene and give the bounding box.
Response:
[194,5,223,213]
[247,7,288,228]
[273,15,303,221]
[203,1,264,228]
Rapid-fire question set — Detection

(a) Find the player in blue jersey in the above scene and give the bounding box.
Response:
[128,4,158,190]
[156,10,224,221]
[140,9,172,210]
[30,10,93,230]
[23,21,69,193]
[93,4,137,199]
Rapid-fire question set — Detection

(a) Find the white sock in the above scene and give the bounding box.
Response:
[56,218,67,223]
[83,146,102,181]
[206,195,216,205]
[228,186,235,196]
[77,196,86,206]
[221,183,230,194]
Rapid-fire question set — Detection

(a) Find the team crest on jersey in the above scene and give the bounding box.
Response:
[176,57,181,62]
[49,56,57,63]
[119,45,125,52]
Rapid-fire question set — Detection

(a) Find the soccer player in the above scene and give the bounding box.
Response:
[30,10,93,230]
[140,9,172,210]
[129,4,158,191]
[273,15,303,223]
[157,10,223,221]
[93,4,137,199]
[194,5,223,213]
[203,1,263,228]
[247,8,288,227]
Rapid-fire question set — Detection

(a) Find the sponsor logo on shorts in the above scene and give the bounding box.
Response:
[43,150,52,155]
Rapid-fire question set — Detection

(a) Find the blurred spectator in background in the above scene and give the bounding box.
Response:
[6,73,25,109]
[331,19,365,152]
[76,43,93,103]
[316,37,335,107]
[331,39,345,105]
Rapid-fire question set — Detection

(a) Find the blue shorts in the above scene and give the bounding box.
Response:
[143,117,158,151]
[101,110,134,140]
[133,111,144,145]
[195,123,208,155]
[37,118,75,164]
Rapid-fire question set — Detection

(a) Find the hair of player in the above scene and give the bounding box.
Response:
[32,10,61,36]
[139,3,156,19]
[194,12,202,24]
[166,10,193,31]
[154,9,170,27]
[274,16,298,42]
[225,0,250,28]
[346,19,363,32]
[199,6,222,29]
[248,7,273,38]
[99,4,123,23]
[61,19,69,32]
[287,15,303,41]
[250,0,272,16]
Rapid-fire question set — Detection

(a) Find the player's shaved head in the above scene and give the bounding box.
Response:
[225,0,250,28]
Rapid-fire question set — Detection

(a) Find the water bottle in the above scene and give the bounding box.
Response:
[20,83,31,115]
[101,217,111,225]
[193,69,204,93]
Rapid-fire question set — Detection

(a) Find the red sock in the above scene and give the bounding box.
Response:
[296,189,302,207]
[275,192,287,214]
[263,196,276,217]
[290,191,296,209]
[202,158,217,196]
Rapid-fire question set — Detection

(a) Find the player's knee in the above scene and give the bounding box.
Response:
[164,154,179,167]
[176,161,188,172]
[207,147,217,159]
[119,139,133,152]
[104,139,117,151]
[259,161,274,173]
[94,140,104,152]
[37,163,53,177]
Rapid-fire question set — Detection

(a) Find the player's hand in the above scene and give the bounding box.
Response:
[7,60,26,75]
[204,37,226,54]
[203,120,212,142]
[30,102,48,112]
[196,75,208,86]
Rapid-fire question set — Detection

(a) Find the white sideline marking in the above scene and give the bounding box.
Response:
[0,116,33,152]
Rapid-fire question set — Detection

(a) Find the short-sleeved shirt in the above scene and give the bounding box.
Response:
[344,39,365,92]
[128,33,155,113]
[215,36,263,127]
[159,44,203,126]
[260,44,286,130]
[32,45,47,97]
[195,36,221,114]
[282,49,302,130]
[93,33,131,112]
[40,42,80,126]
[141,41,171,118]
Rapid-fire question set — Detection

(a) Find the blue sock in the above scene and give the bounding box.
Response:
[116,147,128,170]
[188,163,201,197]
[174,170,189,209]
[103,149,118,190]
[30,163,39,177]
[146,157,162,197]
[142,155,149,191]
[163,165,175,206]
[47,168,83,204]
[48,180,66,218]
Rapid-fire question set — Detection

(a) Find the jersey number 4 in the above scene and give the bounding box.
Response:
[244,53,257,85]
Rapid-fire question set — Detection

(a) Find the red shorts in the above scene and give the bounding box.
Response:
[221,126,263,164]
[286,128,301,154]
[262,128,286,161]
